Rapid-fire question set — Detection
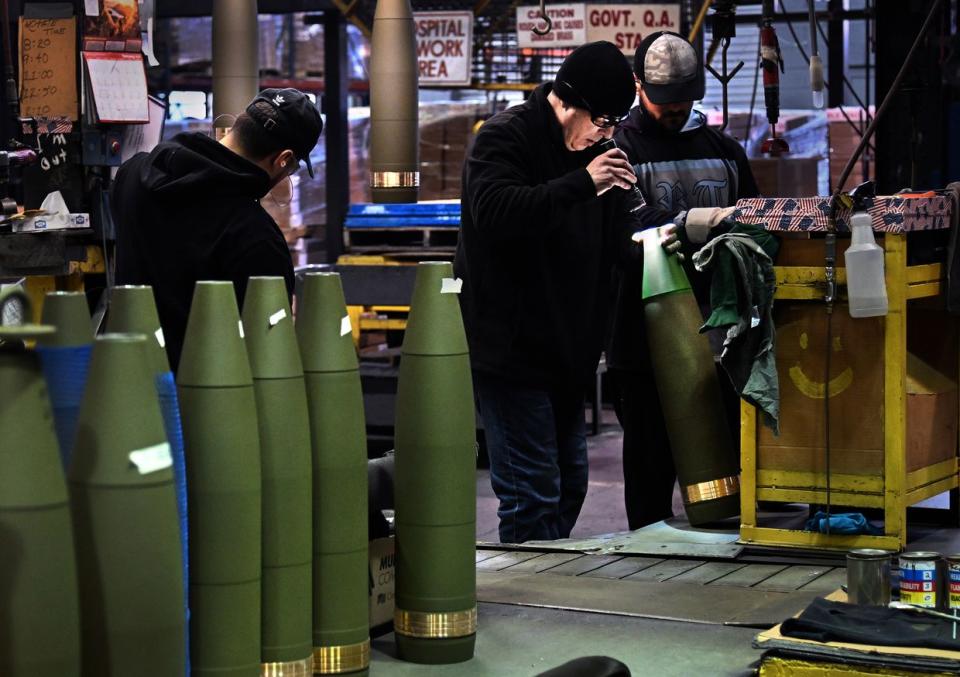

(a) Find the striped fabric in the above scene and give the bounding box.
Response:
[733,192,953,233]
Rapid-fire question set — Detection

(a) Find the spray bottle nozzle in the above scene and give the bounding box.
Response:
[848,180,876,210]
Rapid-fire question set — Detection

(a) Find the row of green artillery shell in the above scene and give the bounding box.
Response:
[0,260,476,675]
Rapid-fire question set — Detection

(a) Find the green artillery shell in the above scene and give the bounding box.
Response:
[70,334,185,676]
[38,291,93,348]
[178,281,262,676]
[0,343,81,676]
[639,228,740,525]
[105,285,170,374]
[242,277,313,673]
[394,262,476,664]
[37,291,94,468]
[296,272,370,676]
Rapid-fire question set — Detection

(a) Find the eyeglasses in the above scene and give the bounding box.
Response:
[558,80,628,129]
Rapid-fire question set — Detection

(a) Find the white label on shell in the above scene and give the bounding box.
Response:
[154,328,165,348]
[238,320,245,338]
[129,442,173,475]
[269,308,287,327]
[340,315,352,337]
[440,277,463,294]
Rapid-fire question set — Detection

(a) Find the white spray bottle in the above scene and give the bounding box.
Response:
[844,183,888,318]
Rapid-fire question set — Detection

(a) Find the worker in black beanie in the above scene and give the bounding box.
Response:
[454,41,679,544]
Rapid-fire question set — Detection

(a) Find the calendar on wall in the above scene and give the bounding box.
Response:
[82,51,148,123]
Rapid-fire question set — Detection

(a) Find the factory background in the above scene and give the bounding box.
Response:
[3,0,960,675]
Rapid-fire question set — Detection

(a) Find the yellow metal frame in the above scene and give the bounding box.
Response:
[740,233,959,551]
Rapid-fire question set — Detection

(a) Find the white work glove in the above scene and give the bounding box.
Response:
[631,224,686,262]
[682,206,737,244]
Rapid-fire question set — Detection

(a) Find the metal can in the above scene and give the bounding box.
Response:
[947,555,960,611]
[847,549,892,606]
[899,551,943,609]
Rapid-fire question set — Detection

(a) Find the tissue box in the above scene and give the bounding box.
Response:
[13,212,90,232]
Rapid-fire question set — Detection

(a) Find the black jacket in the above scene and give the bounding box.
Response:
[607,106,760,371]
[454,84,673,388]
[112,132,294,371]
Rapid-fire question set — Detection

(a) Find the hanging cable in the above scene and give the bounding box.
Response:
[833,0,943,194]
[815,16,871,111]
[745,39,761,148]
[777,0,875,153]
[807,0,825,108]
[819,0,945,535]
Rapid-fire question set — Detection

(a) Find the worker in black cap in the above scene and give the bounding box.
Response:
[113,88,323,371]
[608,31,759,529]
[455,41,678,544]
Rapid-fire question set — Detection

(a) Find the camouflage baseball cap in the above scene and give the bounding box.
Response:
[634,31,705,105]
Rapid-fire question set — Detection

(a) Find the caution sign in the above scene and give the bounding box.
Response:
[586,4,681,54]
[516,3,587,48]
[415,11,473,87]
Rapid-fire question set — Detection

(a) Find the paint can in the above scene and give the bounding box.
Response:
[899,551,944,610]
[846,549,892,606]
[946,555,960,611]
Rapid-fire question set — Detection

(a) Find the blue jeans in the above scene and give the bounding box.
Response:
[474,371,588,544]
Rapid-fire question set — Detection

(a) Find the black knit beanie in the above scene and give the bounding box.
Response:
[554,41,636,118]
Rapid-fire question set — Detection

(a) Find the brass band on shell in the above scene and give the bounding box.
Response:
[312,639,371,674]
[393,607,478,639]
[370,171,420,189]
[683,475,740,504]
[261,656,313,676]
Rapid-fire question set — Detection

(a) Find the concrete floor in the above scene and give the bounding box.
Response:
[477,410,682,542]
[371,602,759,677]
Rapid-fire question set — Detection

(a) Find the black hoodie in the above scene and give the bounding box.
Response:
[454,84,674,389]
[607,106,759,371]
[112,132,294,371]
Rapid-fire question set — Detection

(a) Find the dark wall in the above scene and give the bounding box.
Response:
[875,0,953,193]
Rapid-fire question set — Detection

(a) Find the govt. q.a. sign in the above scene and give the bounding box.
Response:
[516,3,680,53]
[415,11,474,87]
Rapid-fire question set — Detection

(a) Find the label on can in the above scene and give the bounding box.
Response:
[949,561,960,610]
[900,559,937,608]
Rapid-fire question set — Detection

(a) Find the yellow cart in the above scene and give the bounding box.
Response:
[735,194,958,551]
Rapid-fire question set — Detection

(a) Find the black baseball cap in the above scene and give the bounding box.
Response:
[246,88,323,177]
[634,31,705,105]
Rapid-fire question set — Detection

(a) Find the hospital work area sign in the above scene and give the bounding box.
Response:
[516,3,679,52]
[414,11,474,86]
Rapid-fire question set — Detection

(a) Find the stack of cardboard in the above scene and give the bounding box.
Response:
[828,106,875,193]
[419,111,476,201]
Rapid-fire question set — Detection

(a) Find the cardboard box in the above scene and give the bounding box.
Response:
[906,353,958,473]
[369,536,395,630]
[749,157,820,198]
[759,301,958,481]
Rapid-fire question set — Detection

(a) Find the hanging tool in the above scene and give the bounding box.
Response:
[759,0,789,155]
[807,0,825,108]
[704,1,743,132]
[532,0,552,36]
